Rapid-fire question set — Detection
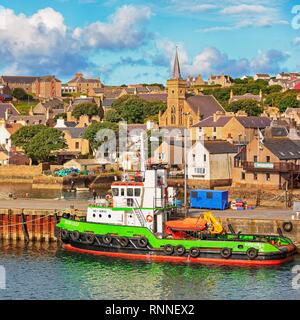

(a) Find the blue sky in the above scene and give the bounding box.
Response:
[0,0,300,85]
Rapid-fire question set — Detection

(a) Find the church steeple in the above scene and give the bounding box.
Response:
[172,47,182,80]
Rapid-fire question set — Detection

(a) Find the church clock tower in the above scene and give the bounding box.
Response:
[160,48,187,127]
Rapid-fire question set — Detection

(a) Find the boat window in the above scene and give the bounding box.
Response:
[108,214,111,218]
[99,214,102,218]
[127,188,133,197]
[127,199,134,207]
[191,191,197,198]
[134,188,141,197]
[112,188,119,196]
[121,188,125,196]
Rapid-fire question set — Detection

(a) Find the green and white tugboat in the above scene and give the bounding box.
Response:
[56,166,297,266]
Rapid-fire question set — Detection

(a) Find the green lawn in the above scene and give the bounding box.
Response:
[14,101,37,115]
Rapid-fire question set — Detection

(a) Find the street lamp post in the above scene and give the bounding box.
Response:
[182,112,190,217]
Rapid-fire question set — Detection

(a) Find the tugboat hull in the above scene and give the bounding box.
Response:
[58,227,296,267]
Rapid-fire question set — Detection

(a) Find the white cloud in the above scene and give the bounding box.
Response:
[293,37,300,46]
[221,5,270,15]
[73,5,152,50]
[156,41,290,78]
[0,5,152,76]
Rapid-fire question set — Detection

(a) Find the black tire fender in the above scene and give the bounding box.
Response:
[175,245,186,256]
[85,233,96,244]
[137,237,148,248]
[220,248,232,259]
[118,237,129,247]
[61,229,69,240]
[164,244,174,255]
[70,231,80,241]
[189,247,200,258]
[246,248,258,260]
[103,235,112,245]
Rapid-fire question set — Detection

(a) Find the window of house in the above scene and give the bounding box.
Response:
[241,172,245,180]
[127,188,133,197]
[75,142,80,149]
[266,173,270,181]
[254,173,258,180]
[254,156,258,162]
[159,153,165,160]
[213,127,217,133]
[193,154,196,162]
[266,156,270,163]
[5,139,9,144]
[204,154,207,162]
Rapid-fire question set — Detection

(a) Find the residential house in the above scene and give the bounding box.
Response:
[187,140,238,188]
[0,121,22,151]
[58,127,90,156]
[0,103,20,120]
[192,112,272,144]
[253,74,271,81]
[0,75,61,98]
[32,97,66,119]
[229,90,263,104]
[67,73,102,95]
[208,75,232,87]
[186,75,206,87]
[233,136,300,189]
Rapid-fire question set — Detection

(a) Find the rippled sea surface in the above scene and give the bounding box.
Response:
[0,243,300,300]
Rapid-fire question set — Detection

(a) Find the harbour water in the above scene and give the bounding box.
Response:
[0,243,300,300]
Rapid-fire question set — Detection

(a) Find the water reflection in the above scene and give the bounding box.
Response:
[0,243,300,300]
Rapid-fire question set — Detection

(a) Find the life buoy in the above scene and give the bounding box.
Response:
[70,231,80,241]
[175,245,186,256]
[146,215,153,223]
[282,221,293,233]
[246,248,258,260]
[164,244,174,255]
[117,237,129,247]
[62,213,70,219]
[189,247,200,258]
[105,194,112,201]
[220,248,232,259]
[137,237,148,248]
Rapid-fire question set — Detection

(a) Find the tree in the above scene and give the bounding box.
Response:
[278,95,300,112]
[12,88,32,101]
[25,128,66,162]
[106,95,167,124]
[12,125,66,163]
[83,121,119,151]
[11,125,47,150]
[54,113,67,121]
[72,103,100,119]
[228,99,263,116]
[264,90,300,112]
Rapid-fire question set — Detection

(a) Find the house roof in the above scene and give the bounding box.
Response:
[137,93,167,102]
[204,140,239,154]
[193,115,232,128]
[186,95,225,120]
[102,98,116,107]
[263,138,300,160]
[1,75,39,84]
[5,123,22,134]
[59,127,86,139]
[7,115,47,125]
[236,116,271,128]
[231,93,262,102]
[73,97,95,106]
[0,103,20,118]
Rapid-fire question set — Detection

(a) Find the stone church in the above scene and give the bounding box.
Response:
[159,49,225,128]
